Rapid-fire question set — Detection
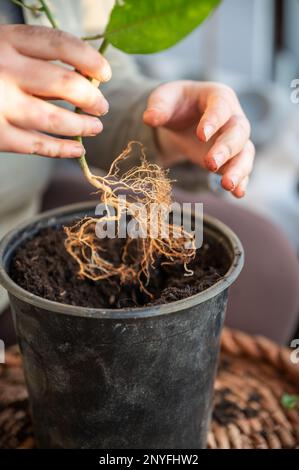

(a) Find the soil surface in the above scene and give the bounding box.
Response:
[10,227,230,308]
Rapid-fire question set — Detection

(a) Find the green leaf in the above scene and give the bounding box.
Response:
[281,394,299,410]
[104,0,221,54]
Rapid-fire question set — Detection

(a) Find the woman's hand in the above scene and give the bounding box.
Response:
[0,25,111,158]
[144,81,255,198]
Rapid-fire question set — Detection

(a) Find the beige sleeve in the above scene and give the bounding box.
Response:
[83,46,160,172]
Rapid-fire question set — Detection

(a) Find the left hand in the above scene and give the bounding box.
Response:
[143,80,254,198]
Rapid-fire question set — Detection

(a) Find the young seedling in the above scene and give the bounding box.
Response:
[12,0,220,294]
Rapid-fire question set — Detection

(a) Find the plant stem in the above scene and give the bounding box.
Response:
[11,0,43,12]
[38,0,58,28]
[78,38,109,179]
[99,38,109,55]
[81,33,104,41]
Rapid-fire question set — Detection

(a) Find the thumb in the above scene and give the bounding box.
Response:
[143,82,183,128]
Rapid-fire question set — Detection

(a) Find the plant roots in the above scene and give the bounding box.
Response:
[64,141,196,296]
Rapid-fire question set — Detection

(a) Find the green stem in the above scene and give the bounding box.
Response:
[38,0,58,28]
[77,137,90,180]
[99,38,109,55]
[12,0,38,11]
[77,38,109,175]
[11,0,42,12]
[82,33,104,41]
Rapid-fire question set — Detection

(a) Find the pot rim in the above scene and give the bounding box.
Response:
[0,201,244,319]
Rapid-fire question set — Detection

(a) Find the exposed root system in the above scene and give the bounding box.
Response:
[64,141,196,295]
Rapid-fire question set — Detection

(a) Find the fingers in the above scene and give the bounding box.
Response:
[144,80,253,199]
[197,92,233,141]
[3,25,111,82]
[204,114,251,172]
[219,141,255,196]
[196,84,253,198]
[233,176,249,198]
[143,82,185,128]
[14,56,109,116]
[0,121,85,158]
[0,25,111,158]
[197,85,241,141]
[5,92,103,137]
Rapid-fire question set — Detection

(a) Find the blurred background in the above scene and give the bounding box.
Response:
[132,0,299,251]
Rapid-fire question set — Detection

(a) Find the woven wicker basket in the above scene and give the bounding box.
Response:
[1,328,298,449]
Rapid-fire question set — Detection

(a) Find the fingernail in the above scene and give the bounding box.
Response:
[213,152,226,168]
[144,108,161,126]
[203,124,214,140]
[229,175,239,190]
[208,158,218,172]
[90,118,103,135]
[96,97,109,115]
[70,144,85,157]
[101,63,112,82]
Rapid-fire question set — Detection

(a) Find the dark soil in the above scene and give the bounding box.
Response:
[10,226,230,308]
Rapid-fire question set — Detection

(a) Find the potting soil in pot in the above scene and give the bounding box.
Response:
[10,226,230,308]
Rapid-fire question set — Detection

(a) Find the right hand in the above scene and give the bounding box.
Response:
[0,25,111,158]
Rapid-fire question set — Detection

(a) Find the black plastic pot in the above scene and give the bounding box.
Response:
[0,202,243,449]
